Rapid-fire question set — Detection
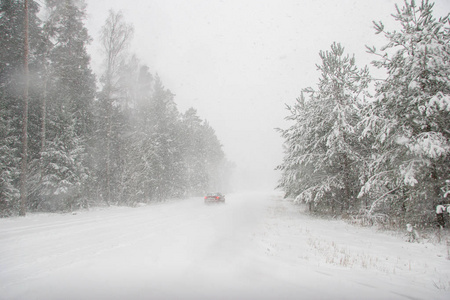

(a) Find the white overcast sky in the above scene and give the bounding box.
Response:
[83,0,450,191]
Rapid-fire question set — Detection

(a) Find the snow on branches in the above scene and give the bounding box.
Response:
[278,1,449,225]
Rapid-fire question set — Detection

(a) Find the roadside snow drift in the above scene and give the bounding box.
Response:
[1,192,449,299]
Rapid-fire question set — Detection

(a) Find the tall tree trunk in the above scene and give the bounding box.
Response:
[19,0,29,216]
[106,88,111,206]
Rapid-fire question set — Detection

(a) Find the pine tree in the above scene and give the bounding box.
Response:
[180,108,209,195]
[29,0,96,211]
[19,0,30,216]
[117,63,154,205]
[361,0,450,223]
[0,0,44,215]
[147,75,184,200]
[201,121,226,192]
[44,0,96,137]
[277,43,370,213]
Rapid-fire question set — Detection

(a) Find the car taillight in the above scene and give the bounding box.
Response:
[204,196,207,200]
[216,196,220,199]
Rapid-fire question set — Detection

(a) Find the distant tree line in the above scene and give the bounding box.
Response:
[277,0,450,228]
[0,0,232,216]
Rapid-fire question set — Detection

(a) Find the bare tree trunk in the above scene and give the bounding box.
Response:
[19,0,29,216]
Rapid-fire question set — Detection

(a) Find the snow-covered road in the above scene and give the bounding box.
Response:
[1,192,449,300]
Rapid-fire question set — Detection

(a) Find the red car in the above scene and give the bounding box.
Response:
[204,192,225,204]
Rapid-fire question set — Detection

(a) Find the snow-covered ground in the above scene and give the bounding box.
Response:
[1,191,449,300]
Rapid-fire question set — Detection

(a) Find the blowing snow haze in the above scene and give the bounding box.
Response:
[1,0,450,298]
[82,0,450,191]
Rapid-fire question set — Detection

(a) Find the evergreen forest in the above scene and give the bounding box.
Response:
[277,0,450,228]
[0,0,232,216]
